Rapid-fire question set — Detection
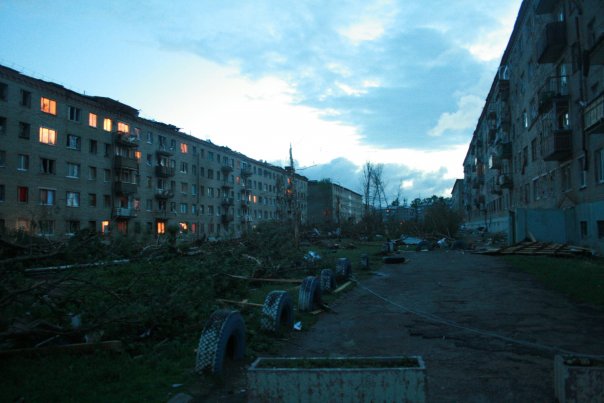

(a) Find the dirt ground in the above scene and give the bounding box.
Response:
[193,250,604,402]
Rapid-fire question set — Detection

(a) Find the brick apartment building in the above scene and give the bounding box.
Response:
[307,180,363,226]
[0,65,308,239]
[462,0,604,253]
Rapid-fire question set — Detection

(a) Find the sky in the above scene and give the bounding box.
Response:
[0,0,522,203]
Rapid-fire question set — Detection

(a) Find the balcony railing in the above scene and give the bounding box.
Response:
[114,156,139,170]
[114,181,137,195]
[221,214,234,223]
[221,164,233,174]
[538,75,569,114]
[497,142,512,160]
[154,188,174,199]
[498,174,513,189]
[155,165,175,177]
[542,128,572,161]
[589,33,604,65]
[114,207,137,218]
[221,197,234,206]
[537,21,567,64]
[241,166,252,177]
[115,132,138,147]
[156,146,173,157]
[584,93,604,134]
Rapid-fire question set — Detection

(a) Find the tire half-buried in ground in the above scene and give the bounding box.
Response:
[261,290,294,335]
[382,255,407,264]
[298,276,322,312]
[195,309,246,374]
[336,257,352,281]
[320,269,337,293]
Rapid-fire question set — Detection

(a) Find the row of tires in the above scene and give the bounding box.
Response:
[196,257,354,374]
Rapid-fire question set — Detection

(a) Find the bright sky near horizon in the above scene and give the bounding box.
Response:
[0,0,522,201]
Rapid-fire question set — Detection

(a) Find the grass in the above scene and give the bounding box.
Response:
[504,255,604,307]
[0,239,384,402]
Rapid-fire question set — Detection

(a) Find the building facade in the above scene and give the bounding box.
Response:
[0,65,307,239]
[307,180,363,226]
[462,0,604,253]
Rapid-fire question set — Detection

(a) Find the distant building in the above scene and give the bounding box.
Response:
[0,65,307,239]
[450,179,465,217]
[462,0,604,253]
[307,180,363,226]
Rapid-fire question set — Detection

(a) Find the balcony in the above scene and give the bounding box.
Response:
[114,207,137,218]
[221,214,234,224]
[155,188,174,199]
[221,197,234,206]
[497,142,512,160]
[156,147,173,157]
[114,181,137,195]
[155,165,175,177]
[535,0,558,14]
[221,164,233,174]
[488,154,501,170]
[498,174,513,189]
[240,215,252,223]
[584,93,604,134]
[542,129,572,161]
[115,132,138,148]
[241,166,252,178]
[537,21,567,64]
[114,156,139,170]
[221,182,233,190]
[241,199,250,208]
[496,79,510,100]
[538,76,569,114]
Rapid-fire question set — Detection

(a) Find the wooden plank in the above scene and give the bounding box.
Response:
[334,281,352,293]
[216,298,263,307]
[225,274,303,284]
[0,340,124,358]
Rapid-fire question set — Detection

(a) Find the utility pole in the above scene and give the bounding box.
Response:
[286,145,300,248]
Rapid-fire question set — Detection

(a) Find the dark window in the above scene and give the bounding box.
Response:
[104,143,111,157]
[103,194,111,208]
[67,134,81,150]
[17,186,28,203]
[598,221,604,239]
[0,184,4,202]
[0,116,6,135]
[89,139,98,154]
[89,193,97,207]
[40,158,56,174]
[67,106,81,122]
[18,122,30,139]
[580,221,587,239]
[20,90,31,107]
[0,82,7,101]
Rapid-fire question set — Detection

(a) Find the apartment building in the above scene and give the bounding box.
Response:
[0,65,308,239]
[307,180,363,226]
[462,0,604,253]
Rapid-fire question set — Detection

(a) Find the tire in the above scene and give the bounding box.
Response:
[298,276,322,312]
[360,253,370,270]
[261,290,294,334]
[382,255,407,264]
[320,269,336,293]
[195,309,246,374]
[335,257,352,280]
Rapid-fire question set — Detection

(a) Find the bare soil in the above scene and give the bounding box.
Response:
[193,250,604,402]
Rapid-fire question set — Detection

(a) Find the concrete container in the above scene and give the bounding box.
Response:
[247,356,426,403]
[554,355,604,403]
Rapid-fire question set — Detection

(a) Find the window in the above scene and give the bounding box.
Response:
[180,143,188,154]
[580,221,588,239]
[67,163,80,178]
[146,154,152,166]
[146,199,152,211]
[89,113,97,127]
[0,185,5,202]
[88,166,97,180]
[104,143,111,157]
[0,150,5,167]
[180,162,188,173]
[89,139,98,154]
[66,134,81,150]
[38,220,54,235]
[561,164,571,191]
[180,203,187,214]
[66,220,80,234]
[66,191,80,207]
[103,195,111,208]
[598,221,604,239]
[192,204,197,215]
[117,121,129,133]
[170,202,176,213]
[17,154,29,171]
[578,156,587,188]
[103,118,112,132]
[146,131,153,144]
[208,169,214,179]
[596,149,604,184]
[181,182,188,194]
[89,193,97,207]
[39,127,57,145]
[157,221,165,235]
[40,158,56,174]
[89,221,97,231]
[170,139,176,150]
[19,122,30,139]
[104,169,111,182]
[20,90,31,107]
[179,222,188,232]
[146,176,152,188]
[39,188,55,205]
[208,151,214,161]
[102,220,110,234]
[158,135,167,148]
[0,116,5,135]
[17,186,28,203]
[67,106,81,122]
[0,82,6,101]
[134,127,141,140]
[191,184,197,196]
[41,97,57,115]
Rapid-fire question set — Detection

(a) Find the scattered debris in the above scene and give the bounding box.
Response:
[334,281,352,294]
[477,241,593,257]
[293,321,302,331]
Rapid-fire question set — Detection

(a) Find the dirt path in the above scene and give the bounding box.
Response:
[197,250,604,402]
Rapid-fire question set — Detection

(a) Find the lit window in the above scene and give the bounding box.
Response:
[39,127,57,145]
[66,191,80,207]
[179,222,188,232]
[180,143,188,154]
[101,220,110,234]
[89,113,97,127]
[40,97,57,115]
[39,188,55,205]
[135,150,142,160]
[103,118,112,132]
[157,221,165,234]
[117,122,129,133]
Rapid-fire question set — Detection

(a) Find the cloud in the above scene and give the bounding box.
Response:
[428,94,485,137]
